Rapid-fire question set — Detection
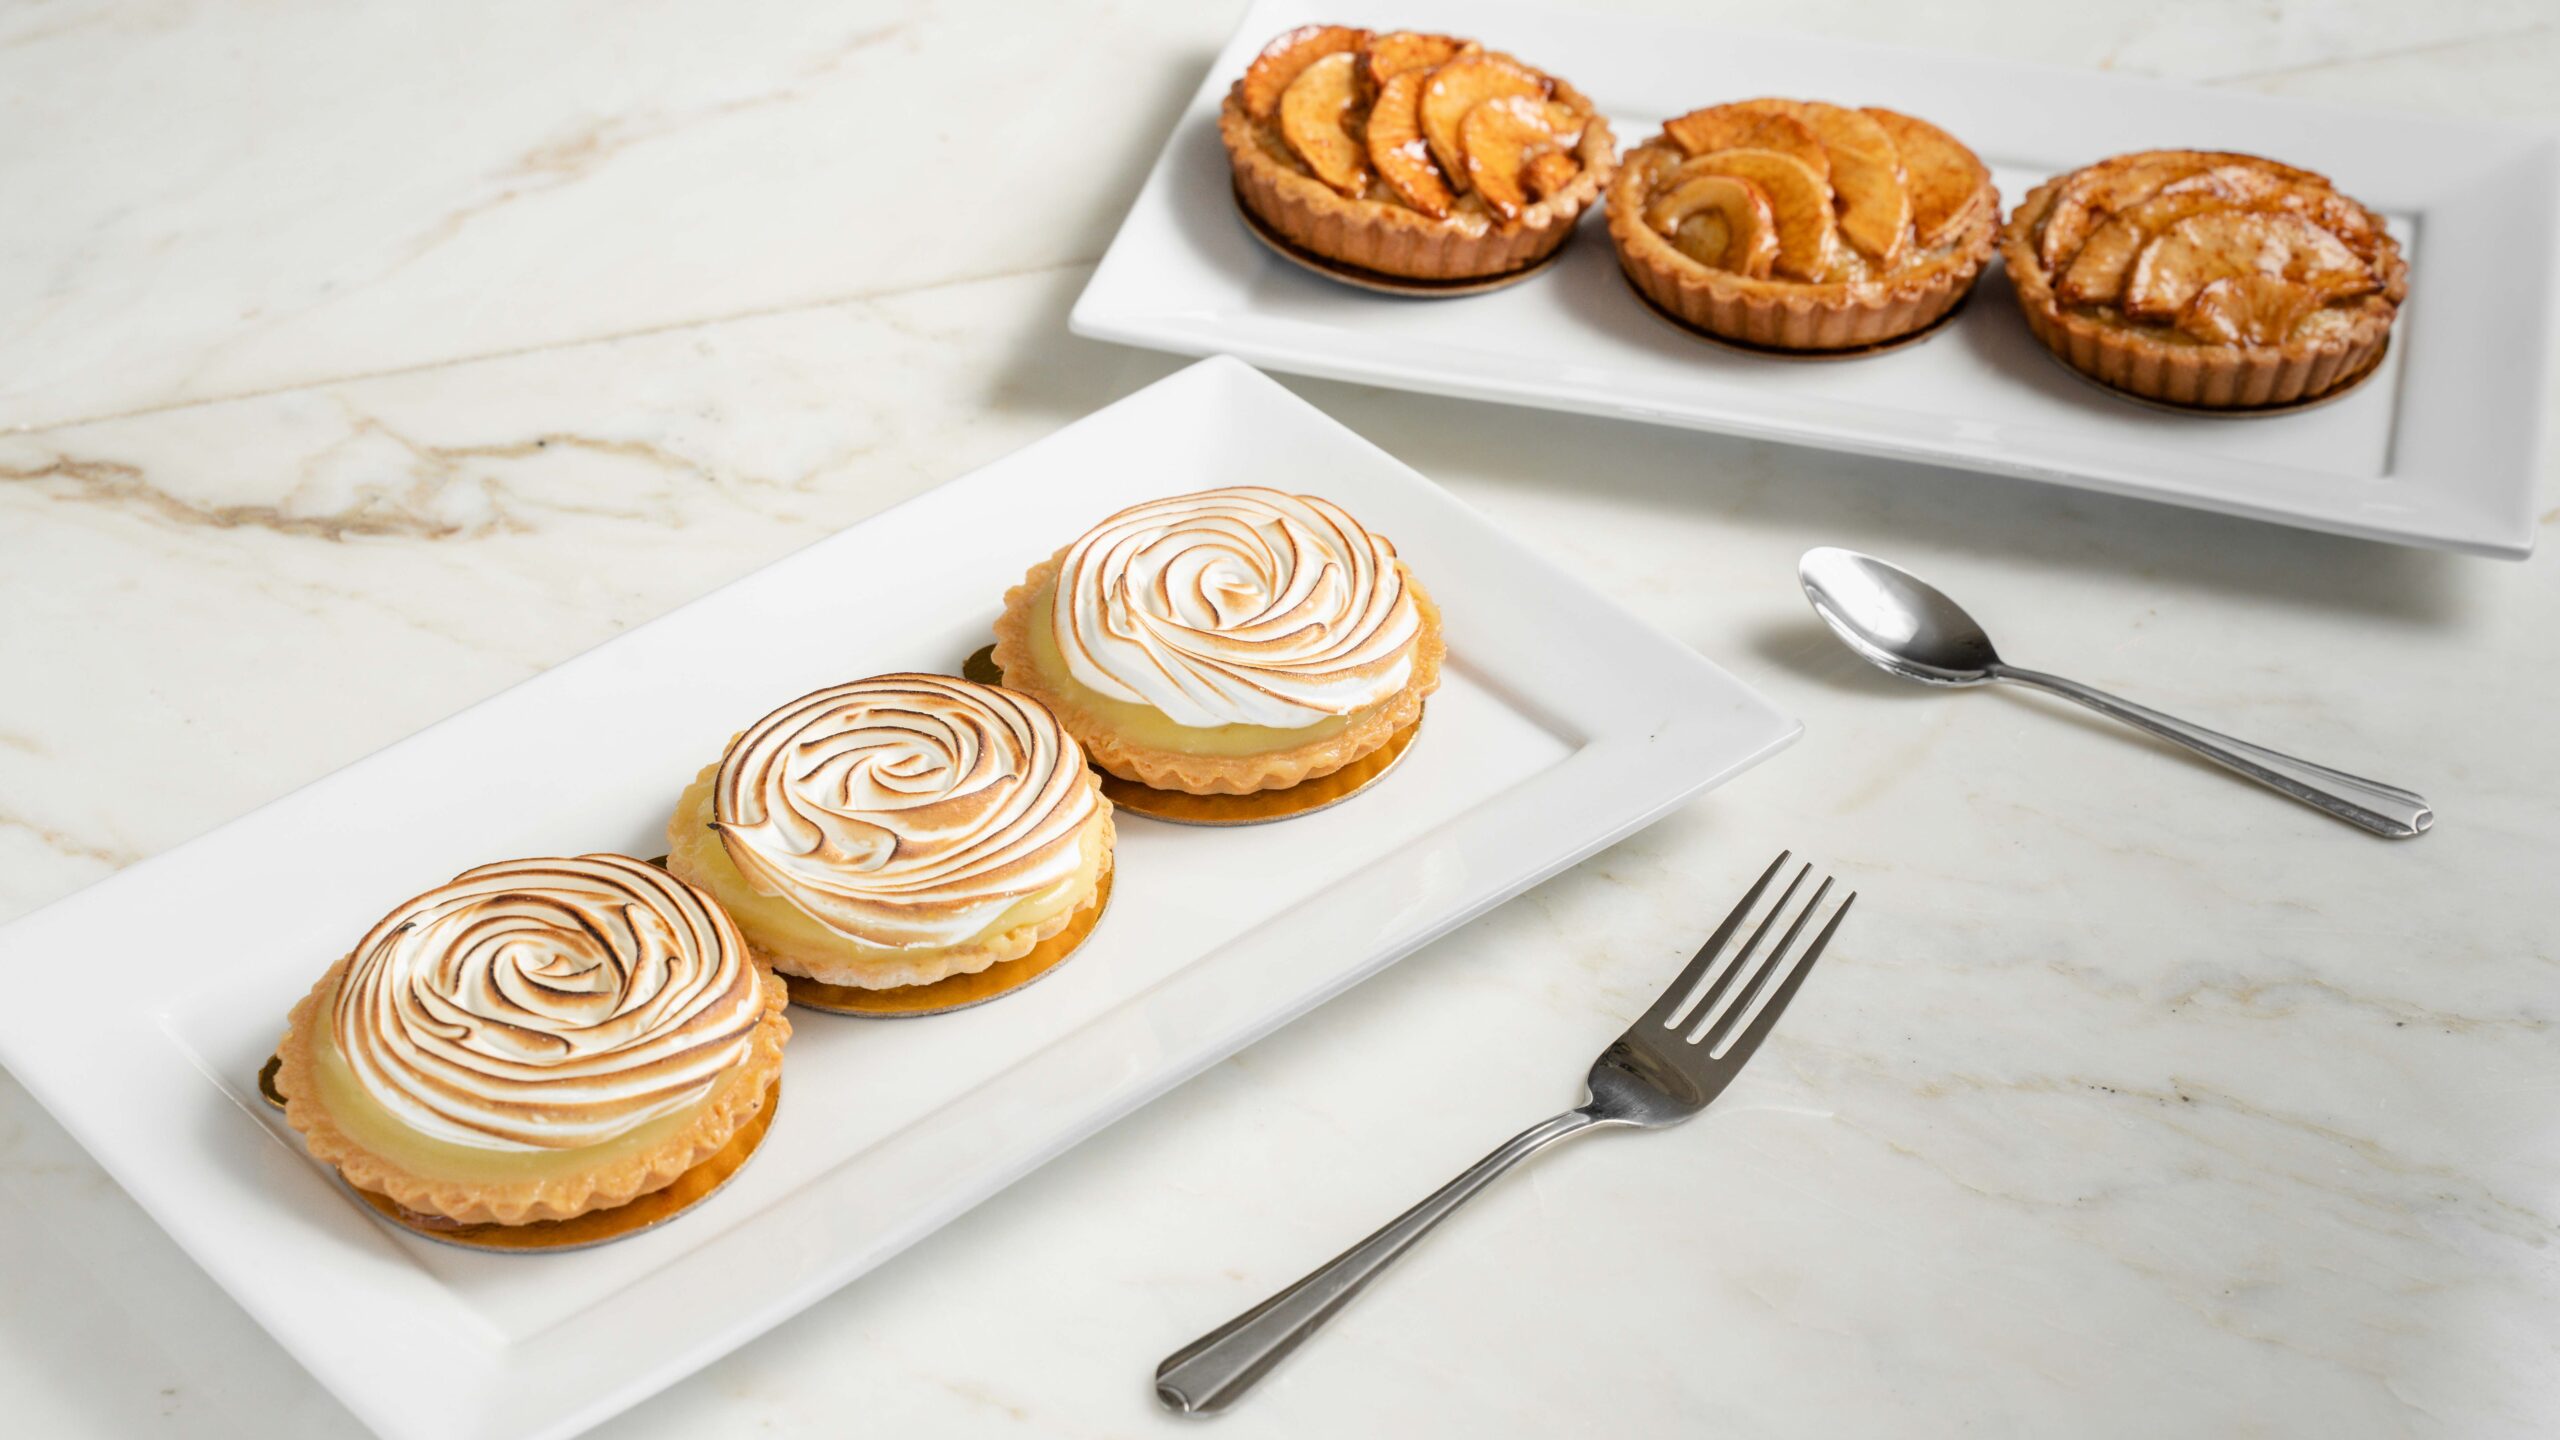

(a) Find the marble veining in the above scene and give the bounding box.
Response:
[2,2,2557,1438]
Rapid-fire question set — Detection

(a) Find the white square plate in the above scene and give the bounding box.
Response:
[0,357,1797,1440]
[1072,0,2560,558]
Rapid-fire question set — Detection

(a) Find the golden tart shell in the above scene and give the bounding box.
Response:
[277,961,790,1227]
[666,787,1115,990]
[1606,132,1999,352]
[992,552,1445,796]
[1999,157,2407,409]
[1220,76,1615,282]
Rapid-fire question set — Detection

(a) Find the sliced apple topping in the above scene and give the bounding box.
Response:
[1364,31,1474,90]
[1420,55,1547,189]
[1795,101,1907,264]
[2036,150,2328,271]
[1461,96,1581,222]
[1668,149,1839,281]
[1277,51,1371,197]
[1660,100,1831,184]
[1646,173,1779,277]
[2058,179,2382,307]
[1863,107,1989,249]
[1366,69,1452,216]
[1241,25,1371,120]
[2121,211,2375,329]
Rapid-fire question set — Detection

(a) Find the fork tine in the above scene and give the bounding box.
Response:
[1706,890,1853,1065]
[1641,852,1791,1030]
[1669,862,1810,1037]
[1694,875,1830,1047]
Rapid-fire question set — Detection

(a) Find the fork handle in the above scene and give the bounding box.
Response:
[1991,665,2433,839]
[1154,1107,1609,1415]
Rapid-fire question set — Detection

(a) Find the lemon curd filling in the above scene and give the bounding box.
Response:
[309,982,733,1187]
[1025,586,1366,757]
[670,763,1105,965]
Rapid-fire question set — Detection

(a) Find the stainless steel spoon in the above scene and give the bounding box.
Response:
[1798,547,2432,838]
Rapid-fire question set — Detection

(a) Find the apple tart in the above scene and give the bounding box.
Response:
[1219,25,1616,281]
[1607,99,1999,351]
[993,487,1444,796]
[276,854,790,1226]
[2002,149,2406,407]
[668,674,1114,992]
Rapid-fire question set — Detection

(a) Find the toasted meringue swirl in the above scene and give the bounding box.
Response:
[713,674,1099,950]
[332,854,766,1152]
[1052,487,1421,729]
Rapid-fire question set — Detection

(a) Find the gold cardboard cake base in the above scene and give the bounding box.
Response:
[2036,334,2390,417]
[1621,268,1969,360]
[783,866,1113,1017]
[1235,186,1567,297]
[257,1065,780,1253]
[962,646,1422,826]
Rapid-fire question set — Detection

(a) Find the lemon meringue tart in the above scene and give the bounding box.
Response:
[992,486,1444,797]
[1607,99,1998,351]
[667,673,1114,993]
[1220,25,1615,283]
[275,853,789,1228]
[2002,149,2405,408]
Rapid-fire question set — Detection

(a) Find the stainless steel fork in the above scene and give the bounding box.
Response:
[1153,852,1854,1415]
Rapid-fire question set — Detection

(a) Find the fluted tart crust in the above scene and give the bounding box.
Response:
[1220,24,1616,281]
[1607,99,1999,351]
[2000,149,2406,408]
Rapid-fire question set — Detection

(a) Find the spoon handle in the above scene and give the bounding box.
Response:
[1990,665,2433,838]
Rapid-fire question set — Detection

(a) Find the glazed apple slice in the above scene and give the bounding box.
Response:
[1863,107,1989,249]
[1364,31,1474,90]
[1660,101,1831,186]
[1788,102,1907,265]
[1668,148,1839,280]
[1461,96,1582,222]
[2181,274,2333,345]
[1366,69,1453,217]
[1240,24,1371,120]
[1420,55,1547,189]
[1278,51,1371,196]
[1646,173,1780,277]
[2122,210,2373,323]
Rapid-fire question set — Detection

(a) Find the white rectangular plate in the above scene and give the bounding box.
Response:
[1072,0,2559,558]
[0,357,1796,1440]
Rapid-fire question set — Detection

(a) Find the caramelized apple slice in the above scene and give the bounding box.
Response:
[1365,69,1452,216]
[1793,101,1906,264]
[1278,51,1371,196]
[1461,96,1580,222]
[1420,55,1547,189]
[2122,210,2373,323]
[1240,24,1371,120]
[2036,150,2328,270]
[2058,179,2385,307]
[1669,149,1839,280]
[1661,101,1830,184]
[2181,274,2331,345]
[1863,108,1989,249]
[1364,31,1474,89]
[1525,149,1582,201]
[1646,173,1779,277]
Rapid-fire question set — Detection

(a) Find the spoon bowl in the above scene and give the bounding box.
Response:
[1798,547,2001,685]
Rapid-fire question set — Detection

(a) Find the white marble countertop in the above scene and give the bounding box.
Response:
[4,2,2556,1436]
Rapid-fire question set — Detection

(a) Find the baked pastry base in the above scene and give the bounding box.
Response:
[1620,267,1972,361]
[786,861,1113,1017]
[2036,332,2392,417]
[666,766,1115,990]
[991,554,1445,796]
[1233,184,1572,296]
[275,963,791,1227]
[260,1063,780,1253]
[1096,708,1423,826]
